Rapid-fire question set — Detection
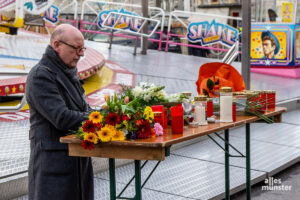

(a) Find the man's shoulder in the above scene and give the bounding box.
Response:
[28,62,55,79]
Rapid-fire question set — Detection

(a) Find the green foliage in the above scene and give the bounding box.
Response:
[207,78,214,90]
[202,88,209,96]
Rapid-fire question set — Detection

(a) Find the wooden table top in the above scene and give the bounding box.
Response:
[60,107,286,148]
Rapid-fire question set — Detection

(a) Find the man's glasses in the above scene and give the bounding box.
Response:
[59,40,86,54]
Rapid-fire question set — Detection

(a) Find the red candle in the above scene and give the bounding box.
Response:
[232,102,236,122]
[246,91,259,113]
[153,112,163,126]
[171,105,183,134]
[259,91,267,113]
[164,109,168,129]
[207,98,213,118]
[267,90,276,111]
[151,105,164,127]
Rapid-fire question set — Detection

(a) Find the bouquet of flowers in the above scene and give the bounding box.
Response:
[73,82,188,150]
[74,93,163,150]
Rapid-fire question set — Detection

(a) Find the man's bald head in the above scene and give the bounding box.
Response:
[50,24,85,68]
[50,24,84,46]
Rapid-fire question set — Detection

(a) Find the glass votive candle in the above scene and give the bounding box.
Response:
[151,105,164,127]
[153,111,163,126]
[258,90,267,113]
[171,105,184,134]
[207,98,213,118]
[267,90,276,111]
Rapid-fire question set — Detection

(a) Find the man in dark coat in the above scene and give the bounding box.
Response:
[26,24,94,200]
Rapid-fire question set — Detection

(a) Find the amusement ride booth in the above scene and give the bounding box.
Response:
[250,0,300,78]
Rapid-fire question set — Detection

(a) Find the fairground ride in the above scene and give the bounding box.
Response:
[0,0,53,34]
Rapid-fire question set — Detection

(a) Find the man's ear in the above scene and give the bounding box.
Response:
[52,40,60,51]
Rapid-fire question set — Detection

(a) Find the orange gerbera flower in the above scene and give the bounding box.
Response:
[97,126,113,142]
[83,132,98,144]
[112,130,125,141]
[89,111,103,124]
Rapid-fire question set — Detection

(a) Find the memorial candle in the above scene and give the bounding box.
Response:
[220,87,233,122]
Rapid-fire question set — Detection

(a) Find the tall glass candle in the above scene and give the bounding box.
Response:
[171,105,184,134]
[207,98,213,118]
[232,101,236,122]
[220,87,233,122]
[194,95,207,125]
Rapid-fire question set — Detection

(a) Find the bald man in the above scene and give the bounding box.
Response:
[26,24,94,200]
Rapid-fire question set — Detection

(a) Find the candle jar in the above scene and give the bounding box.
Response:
[151,105,164,128]
[233,91,247,112]
[182,91,193,114]
[194,95,207,125]
[153,111,163,126]
[207,98,213,118]
[171,104,184,134]
[246,91,259,113]
[232,101,236,122]
[220,87,233,122]
[258,90,267,113]
[266,90,276,111]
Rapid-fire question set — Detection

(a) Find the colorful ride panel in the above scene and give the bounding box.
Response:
[0,30,105,96]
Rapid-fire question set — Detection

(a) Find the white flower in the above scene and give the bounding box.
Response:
[168,93,181,102]
[132,86,143,97]
[144,94,152,101]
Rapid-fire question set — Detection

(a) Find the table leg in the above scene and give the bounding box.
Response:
[246,123,251,199]
[225,129,230,200]
[109,158,116,200]
[135,160,142,200]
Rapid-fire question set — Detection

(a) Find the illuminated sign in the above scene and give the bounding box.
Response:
[43,5,59,24]
[187,19,239,47]
[98,8,141,32]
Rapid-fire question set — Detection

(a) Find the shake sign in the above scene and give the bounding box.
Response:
[98,8,141,32]
[187,19,239,47]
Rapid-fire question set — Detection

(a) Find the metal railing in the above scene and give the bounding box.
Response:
[222,41,240,64]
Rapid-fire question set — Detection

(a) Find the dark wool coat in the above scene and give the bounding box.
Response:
[26,46,94,200]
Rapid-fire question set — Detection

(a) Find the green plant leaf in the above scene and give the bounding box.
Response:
[207,78,214,91]
[202,89,209,96]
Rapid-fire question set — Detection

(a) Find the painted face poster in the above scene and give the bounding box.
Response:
[251,31,287,60]
[282,3,293,23]
[295,31,300,59]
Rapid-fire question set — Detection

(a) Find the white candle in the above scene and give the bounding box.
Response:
[194,106,201,123]
[194,105,207,125]
[198,106,207,125]
[220,95,233,122]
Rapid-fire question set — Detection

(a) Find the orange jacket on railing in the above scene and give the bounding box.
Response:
[196,62,246,96]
